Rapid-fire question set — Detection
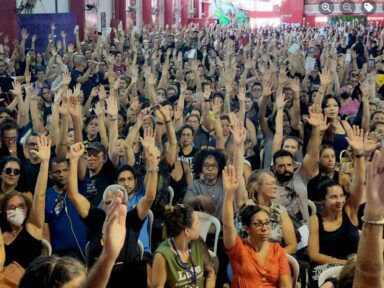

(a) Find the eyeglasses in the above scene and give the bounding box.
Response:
[251,221,271,230]
[3,168,20,176]
[3,136,17,142]
[86,150,102,157]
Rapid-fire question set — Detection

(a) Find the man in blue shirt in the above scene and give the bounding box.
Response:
[45,157,88,261]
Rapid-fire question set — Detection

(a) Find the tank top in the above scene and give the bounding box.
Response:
[316,210,359,260]
[155,239,205,288]
[4,227,42,268]
[170,161,188,204]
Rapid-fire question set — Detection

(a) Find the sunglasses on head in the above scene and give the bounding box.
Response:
[3,168,20,176]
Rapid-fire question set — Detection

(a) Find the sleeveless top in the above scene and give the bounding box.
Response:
[155,239,205,288]
[316,210,359,260]
[170,161,189,204]
[4,227,42,268]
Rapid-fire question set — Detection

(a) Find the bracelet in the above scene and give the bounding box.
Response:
[156,121,164,125]
[361,216,384,225]
[109,118,117,121]
[354,153,364,158]
[204,99,210,103]
[146,167,159,173]
[165,120,171,125]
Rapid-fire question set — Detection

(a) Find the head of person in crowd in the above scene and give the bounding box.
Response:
[178,124,195,149]
[240,205,270,241]
[316,178,345,212]
[116,165,138,200]
[0,58,7,76]
[163,204,200,240]
[84,114,99,140]
[246,170,277,203]
[49,157,69,190]
[102,184,128,212]
[0,108,12,124]
[318,144,336,174]
[73,54,87,70]
[339,83,354,100]
[220,115,231,137]
[1,191,32,232]
[192,92,204,111]
[282,136,302,158]
[117,110,127,134]
[267,109,292,136]
[282,87,294,107]
[193,149,226,183]
[0,156,22,194]
[67,128,75,147]
[322,94,341,121]
[212,91,224,109]
[186,114,200,132]
[19,256,86,288]
[27,49,36,63]
[86,142,106,174]
[115,136,127,158]
[272,149,295,183]
[156,88,167,103]
[368,101,377,115]
[25,131,42,163]
[167,85,178,98]
[370,121,384,139]
[35,67,46,82]
[370,110,384,125]
[41,87,52,105]
[244,92,254,112]
[0,119,19,154]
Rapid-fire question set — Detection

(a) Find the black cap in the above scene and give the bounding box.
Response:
[86,142,106,154]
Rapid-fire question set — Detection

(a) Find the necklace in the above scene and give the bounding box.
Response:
[170,238,197,286]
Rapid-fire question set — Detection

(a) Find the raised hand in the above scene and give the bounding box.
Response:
[70,142,85,159]
[58,99,69,117]
[364,132,380,154]
[10,80,22,96]
[98,85,107,101]
[262,79,273,97]
[62,71,71,86]
[223,165,239,196]
[102,193,127,261]
[203,85,211,101]
[61,31,67,39]
[140,127,156,150]
[67,92,81,117]
[319,68,333,87]
[303,104,329,131]
[238,86,246,102]
[21,29,29,40]
[29,135,51,161]
[275,92,287,110]
[345,125,365,155]
[105,96,118,119]
[67,43,74,53]
[230,120,246,145]
[159,105,171,121]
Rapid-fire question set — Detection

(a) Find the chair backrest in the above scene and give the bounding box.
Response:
[147,209,154,250]
[196,211,221,255]
[308,199,317,216]
[137,239,144,260]
[286,253,299,287]
[41,239,52,256]
[168,186,174,205]
[318,265,343,287]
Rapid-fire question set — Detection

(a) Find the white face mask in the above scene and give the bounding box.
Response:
[7,208,26,227]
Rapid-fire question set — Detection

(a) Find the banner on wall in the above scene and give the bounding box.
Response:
[17,13,77,53]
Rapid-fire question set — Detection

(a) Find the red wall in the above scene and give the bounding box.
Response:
[0,0,18,50]
[248,0,304,24]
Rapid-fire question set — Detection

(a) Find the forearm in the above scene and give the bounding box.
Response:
[56,116,69,158]
[98,115,108,149]
[361,99,370,133]
[272,109,284,155]
[83,251,115,288]
[71,115,83,143]
[290,99,301,130]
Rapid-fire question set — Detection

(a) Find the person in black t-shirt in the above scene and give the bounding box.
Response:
[67,138,160,287]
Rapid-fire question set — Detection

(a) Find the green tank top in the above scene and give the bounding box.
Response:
[156,239,205,288]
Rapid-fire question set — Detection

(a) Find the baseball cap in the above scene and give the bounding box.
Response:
[86,142,106,154]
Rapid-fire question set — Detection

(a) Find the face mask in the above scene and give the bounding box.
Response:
[340,91,350,99]
[7,208,26,227]
[275,172,293,183]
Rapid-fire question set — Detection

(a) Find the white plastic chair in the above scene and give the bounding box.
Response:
[286,253,299,288]
[137,240,144,260]
[318,265,343,287]
[41,239,52,256]
[196,211,221,255]
[147,209,154,250]
[168,186,174,205]
[308,199,317,216]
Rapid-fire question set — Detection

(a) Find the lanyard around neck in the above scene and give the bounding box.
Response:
[170,238,197,285]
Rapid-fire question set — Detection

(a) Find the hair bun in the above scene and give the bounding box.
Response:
[164,204,175,216]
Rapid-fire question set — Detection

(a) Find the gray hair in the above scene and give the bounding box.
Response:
[73,54,86,66]
[102,184,128,204]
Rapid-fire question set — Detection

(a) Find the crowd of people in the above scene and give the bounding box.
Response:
[0,19,383,287]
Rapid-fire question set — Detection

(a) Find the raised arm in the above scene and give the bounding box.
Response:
[26,135,51,240]
[67,142,91,218]
[105,97,119,167]
[138,128,160,220]
[313,69,333,106]
[302,104,328,178]
[353,150,384,288]
[83,196,127,288]
[344,125,365,220]
[159,105,177,167]
[272,92,286,156]
[222,165,240,250]
[55,99,70,157]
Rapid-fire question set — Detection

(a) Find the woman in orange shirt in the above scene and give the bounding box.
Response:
[222,165,292,288]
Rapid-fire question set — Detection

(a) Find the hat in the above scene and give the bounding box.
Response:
[86,142,106,154]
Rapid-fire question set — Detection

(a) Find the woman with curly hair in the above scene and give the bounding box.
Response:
[152,204,216,287]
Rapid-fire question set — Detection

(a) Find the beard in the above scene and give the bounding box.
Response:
[275,172,294,183]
